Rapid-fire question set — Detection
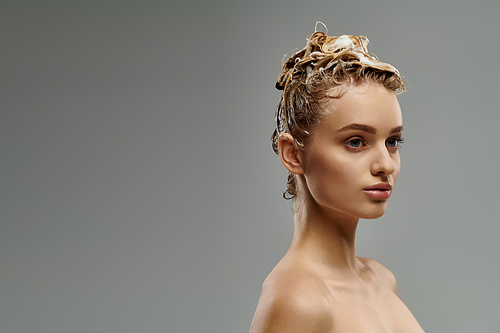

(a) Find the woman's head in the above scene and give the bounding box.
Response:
[272,30,406,200]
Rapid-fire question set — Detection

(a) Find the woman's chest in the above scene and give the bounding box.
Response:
[326,285,424,332]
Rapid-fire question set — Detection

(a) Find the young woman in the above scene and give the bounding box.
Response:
[249,29,424,332]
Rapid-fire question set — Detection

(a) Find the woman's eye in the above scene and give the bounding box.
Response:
[347,138,363,148]
[386,137,404,148]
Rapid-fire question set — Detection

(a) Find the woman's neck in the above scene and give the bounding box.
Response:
[288,198,361,275]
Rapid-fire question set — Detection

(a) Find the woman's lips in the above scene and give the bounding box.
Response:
[363,183,392,200]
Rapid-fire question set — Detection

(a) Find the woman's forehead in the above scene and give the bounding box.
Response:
[320,84,403,132]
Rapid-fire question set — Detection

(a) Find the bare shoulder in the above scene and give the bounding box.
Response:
[357,256,397,294]
[249,267,333,333]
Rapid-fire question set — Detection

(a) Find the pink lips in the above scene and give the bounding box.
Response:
[363,183,392,200]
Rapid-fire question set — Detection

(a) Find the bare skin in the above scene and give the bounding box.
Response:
[250,83,424,333]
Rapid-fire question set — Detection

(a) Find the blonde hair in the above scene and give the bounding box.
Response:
[272,30,406,200]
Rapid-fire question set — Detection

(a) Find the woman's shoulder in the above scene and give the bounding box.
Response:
[262,263,329,302]
[356,256,397,294]
[249,265,333,333]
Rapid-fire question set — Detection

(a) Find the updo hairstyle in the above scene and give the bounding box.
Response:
[271,30,406,200]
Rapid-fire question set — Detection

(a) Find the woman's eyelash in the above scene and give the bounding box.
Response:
[346,138,365,147]
[387,137,405,148]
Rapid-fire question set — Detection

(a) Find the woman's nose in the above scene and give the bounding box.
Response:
[370,146,396,176]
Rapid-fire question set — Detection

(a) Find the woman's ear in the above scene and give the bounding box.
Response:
[278,133,304,175]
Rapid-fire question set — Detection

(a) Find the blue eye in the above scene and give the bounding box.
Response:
[347,138,363,147]
[386,137,404,148]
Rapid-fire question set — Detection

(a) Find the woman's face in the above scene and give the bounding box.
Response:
[301,83,403,219]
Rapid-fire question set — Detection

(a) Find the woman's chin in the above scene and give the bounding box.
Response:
[358,206,388,219]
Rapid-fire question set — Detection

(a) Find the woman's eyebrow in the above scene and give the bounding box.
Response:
[338,123,376,134]
[390,126,403,134]
[337,123,403,134]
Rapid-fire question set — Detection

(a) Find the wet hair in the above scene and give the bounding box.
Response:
[272,30,406,200]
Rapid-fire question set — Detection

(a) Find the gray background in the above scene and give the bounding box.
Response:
[1,0,499,332]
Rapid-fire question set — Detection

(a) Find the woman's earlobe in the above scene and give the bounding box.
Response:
[278,133,305,175]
